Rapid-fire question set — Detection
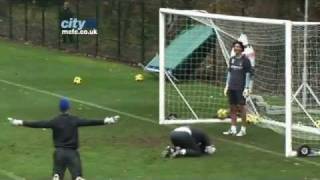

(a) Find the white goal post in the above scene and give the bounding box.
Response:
[158,8,320,157]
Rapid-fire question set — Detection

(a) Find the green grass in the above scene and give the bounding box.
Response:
[0,39,320,180]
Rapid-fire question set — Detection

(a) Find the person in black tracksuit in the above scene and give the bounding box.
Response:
[59,2,74,43]
[223,41,253,137]
[163,126,216,158]
[8,98,119,180]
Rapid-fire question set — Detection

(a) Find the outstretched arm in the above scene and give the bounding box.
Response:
[77,115,120,127]
[8,117,53,128]
[76,119,104,127]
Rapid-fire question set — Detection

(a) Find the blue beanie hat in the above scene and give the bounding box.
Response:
[60,98,70,112]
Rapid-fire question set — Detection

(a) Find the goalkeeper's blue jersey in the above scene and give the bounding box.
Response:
[228,55,252,90]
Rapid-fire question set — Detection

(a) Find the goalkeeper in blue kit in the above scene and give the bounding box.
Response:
[223,41,253,136]
[8,98,119,180]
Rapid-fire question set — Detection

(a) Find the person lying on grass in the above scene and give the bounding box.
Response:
[162,126,216,158]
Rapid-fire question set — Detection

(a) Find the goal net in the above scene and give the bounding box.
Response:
[158,8,320,157]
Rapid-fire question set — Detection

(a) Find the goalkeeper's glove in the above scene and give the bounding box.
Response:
[242,88,251,98]
[104,115,120,124]
[204,145,216,154]
[223,86,228,96]
[8,117,23,126]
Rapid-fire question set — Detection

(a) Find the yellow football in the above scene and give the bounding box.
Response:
[246,114,260,124]
[315,120,320,128]
[135,74,144,81]
[73,76,82,85]
[217,108,228,119]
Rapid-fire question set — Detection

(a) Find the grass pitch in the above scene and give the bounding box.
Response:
[0,39,319,180]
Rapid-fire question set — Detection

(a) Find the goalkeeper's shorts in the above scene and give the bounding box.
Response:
[53,148,82,179]
[228,89,245,105]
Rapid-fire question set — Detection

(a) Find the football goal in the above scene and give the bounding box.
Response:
[158,8,320,157]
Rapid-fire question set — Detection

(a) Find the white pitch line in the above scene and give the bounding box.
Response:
[1,78,320,168]
[0,79,155,124]
[0,169,25,180]
[215,137,320,167]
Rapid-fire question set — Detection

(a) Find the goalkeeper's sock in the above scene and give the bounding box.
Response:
[240,126,246,132]
[223,125,237,135]
[231,125,237,133]
[236,126,247,137]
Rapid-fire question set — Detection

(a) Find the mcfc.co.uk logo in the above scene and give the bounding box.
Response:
[60,18,98,35]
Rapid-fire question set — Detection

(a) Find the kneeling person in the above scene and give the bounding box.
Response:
[163,126,216,158]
